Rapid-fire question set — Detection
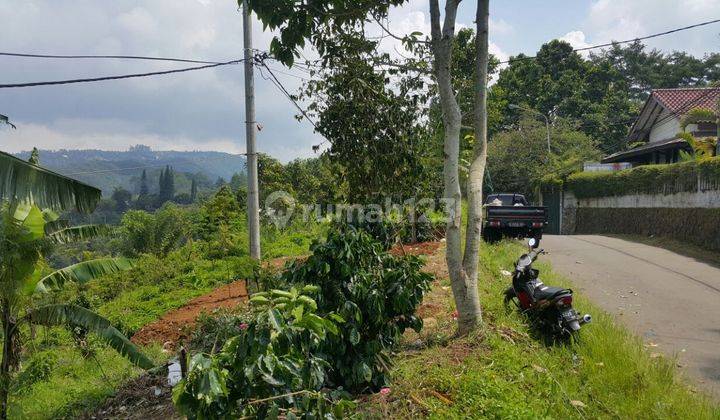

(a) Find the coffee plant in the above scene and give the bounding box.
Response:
[173,286,353,419]
[282,226,433,390]
[174,227,433,418]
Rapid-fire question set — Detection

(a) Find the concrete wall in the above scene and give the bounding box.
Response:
[558,178,720,247]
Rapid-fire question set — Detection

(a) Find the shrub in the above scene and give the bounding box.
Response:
[282,226,433,390]
[175,227,433,418]
[565,157,720,199]
[173,287,353,419]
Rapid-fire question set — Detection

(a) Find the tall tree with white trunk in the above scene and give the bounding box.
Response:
[247,0,491,335]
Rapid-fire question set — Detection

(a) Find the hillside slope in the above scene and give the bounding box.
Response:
[14,145,246,195]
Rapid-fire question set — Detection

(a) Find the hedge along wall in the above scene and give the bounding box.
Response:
[575,207,720,252]
[566,157,720,199]
[558,158,720,249]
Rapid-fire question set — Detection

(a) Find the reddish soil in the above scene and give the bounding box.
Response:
[390,241,442,257]
[131,280,249,349]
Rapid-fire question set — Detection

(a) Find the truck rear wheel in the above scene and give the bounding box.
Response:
[482,228,501,243]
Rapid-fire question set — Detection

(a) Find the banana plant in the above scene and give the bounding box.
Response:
[678,107,719,161]
[0,150,152,419]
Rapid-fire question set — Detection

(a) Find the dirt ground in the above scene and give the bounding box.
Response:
[131,280,249,350]
[87,243,445,419]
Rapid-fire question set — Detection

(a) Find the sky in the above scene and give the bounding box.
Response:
[0,0,718,162]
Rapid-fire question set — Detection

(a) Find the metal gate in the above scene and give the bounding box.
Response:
[542,187,561,235]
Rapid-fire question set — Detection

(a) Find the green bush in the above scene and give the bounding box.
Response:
[175,227,433,418]
[173,287,353,419]
[282,226,433,390]
[566,157,720,199]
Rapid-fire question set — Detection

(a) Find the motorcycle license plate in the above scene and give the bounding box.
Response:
[508,222,525,227]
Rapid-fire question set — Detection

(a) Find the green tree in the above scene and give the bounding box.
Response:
[487,119,602,200]
[138,169,149,197]
[159,166,175,203]
[190,178,198,203]
[119,204,190,257]
[245,0,491,334]
[0,151,152,418]
[111,187,132,213]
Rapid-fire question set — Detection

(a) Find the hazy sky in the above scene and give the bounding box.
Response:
[1,0,718,162]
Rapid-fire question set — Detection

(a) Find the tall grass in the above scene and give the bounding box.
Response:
[371,241,719,419]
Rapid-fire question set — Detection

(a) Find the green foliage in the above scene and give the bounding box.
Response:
[297,44,436,204]
[494,40,720,154]
[173,287,349,419]
[0,151,102,214]
[190,309,254,354]
[488,120,601,200]
[566,157,720,199]
[96,250,257,336]
[246,0,407,66]
[13,351,57,393]
[118,203,191,257]
[26,304,154,370]
[175,227,432,418]
[282,227,433,390]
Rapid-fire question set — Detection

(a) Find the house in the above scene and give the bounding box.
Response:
[602,87,720,165]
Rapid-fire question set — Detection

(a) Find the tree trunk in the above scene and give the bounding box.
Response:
[430,0,482,335]
[1,302,14,420]
[461,0,490,323]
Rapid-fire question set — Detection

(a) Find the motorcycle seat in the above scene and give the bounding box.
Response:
[532,285,571,301]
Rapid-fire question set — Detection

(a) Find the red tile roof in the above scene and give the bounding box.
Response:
[652,87,720,115]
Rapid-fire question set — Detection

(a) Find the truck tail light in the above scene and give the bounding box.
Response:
[532,222,543,228]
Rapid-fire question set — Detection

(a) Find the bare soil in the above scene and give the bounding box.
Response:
[131,280,249,350]
[87,243,445,418]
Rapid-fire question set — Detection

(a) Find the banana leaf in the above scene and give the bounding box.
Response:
[26,304,154,369]
[34,257,134,293]
[48,224,110,244]
[0,151,101,213]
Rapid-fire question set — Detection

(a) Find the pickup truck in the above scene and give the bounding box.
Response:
[482,193,547,243]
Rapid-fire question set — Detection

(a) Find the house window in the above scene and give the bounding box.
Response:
[695,122,717,136]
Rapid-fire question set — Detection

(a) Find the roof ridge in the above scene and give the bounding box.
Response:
[653,86,720,92]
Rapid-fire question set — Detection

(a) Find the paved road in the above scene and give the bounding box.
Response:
[541,235,720,398]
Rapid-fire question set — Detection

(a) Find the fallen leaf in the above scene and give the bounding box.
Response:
[501,270,512,277]
[570,400,586,408]
[650,353,662,359]
[428,390,453,405]
[532,364,547,373]
[595,362,604,367]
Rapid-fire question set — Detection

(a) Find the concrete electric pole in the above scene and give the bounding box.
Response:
[243,0,261,260]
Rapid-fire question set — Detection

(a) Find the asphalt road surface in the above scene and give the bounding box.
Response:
[541,235,720,398]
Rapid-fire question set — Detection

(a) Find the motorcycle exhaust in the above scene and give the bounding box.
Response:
[579,314,592,325]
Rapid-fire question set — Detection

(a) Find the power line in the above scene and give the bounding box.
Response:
[501,18,720,64]
[0,59,245,89]
[0,51,224,65]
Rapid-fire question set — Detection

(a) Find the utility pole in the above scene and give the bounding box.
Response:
[243,0,261,260]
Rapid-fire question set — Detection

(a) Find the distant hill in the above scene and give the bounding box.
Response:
[14,145,246,196]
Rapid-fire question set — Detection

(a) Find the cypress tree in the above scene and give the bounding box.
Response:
[139,169,149,196]
[190,178,198,202]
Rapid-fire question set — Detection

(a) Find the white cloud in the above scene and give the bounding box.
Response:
[490,18,514,35]
[586,0,720,56]
[559,30,591,56]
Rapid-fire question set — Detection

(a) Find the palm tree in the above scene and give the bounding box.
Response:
[677,102,719,161]
[0,150,152,419]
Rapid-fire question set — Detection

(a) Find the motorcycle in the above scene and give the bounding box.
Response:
[504,238,591,338]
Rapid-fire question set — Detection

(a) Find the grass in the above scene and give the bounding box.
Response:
[8,224,327,419]
[368,241,720,419]
[608,234,720,269]
[9,329,165,419]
